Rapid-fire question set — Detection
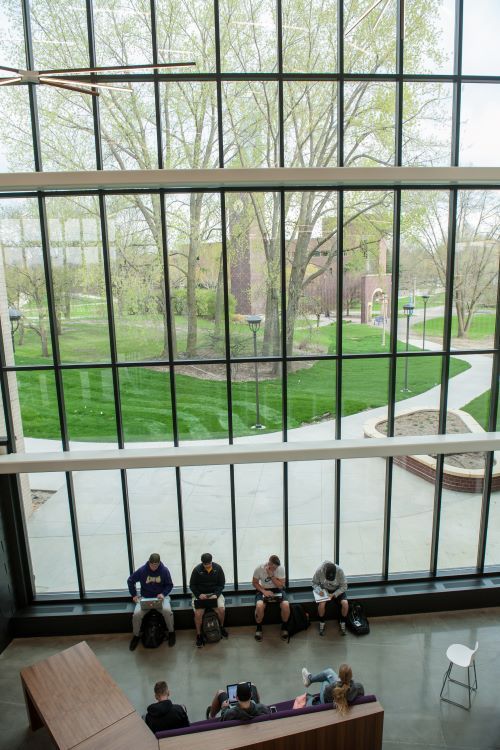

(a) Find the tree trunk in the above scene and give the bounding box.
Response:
[39,320,49,358]
[214,253,225,341]
[186,195,202,358]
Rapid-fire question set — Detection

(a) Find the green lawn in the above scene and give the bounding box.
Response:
[15,320,470,442]
[462,390,496,431]
[413,313,497,341]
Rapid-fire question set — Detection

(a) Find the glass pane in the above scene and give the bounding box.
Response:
[0,0,26,68]
[400,191,449,352]
[30,0,89,69]
[73,469,129,591]
[100,84,158,170]
[63,368,118,446]
[388,357,442,574]
[437,348,493,570]
[219,0,277,73]
[404,0,455,74]
[341,358,389,436]
[339,457,384,574]
[232,362,282,441]
[26,472,79,594]
[450,191,500,350]
[165,193,224,360]
[284,82,338,167]
[17,370,62,443]
[156,0,215,72]
[344,0,397,74]
[37,86,96,171]
[282,0,337,73]
[106,194,169,361]
[0,88,34,172]
[160,82,218,169]
[0,199,54,365]
[183,465,234,585]
[223,82,279,168]
[234,462,283,584]
[175,364,229,442]
[342,190,393,354]
[93,0,153,66]
[46,196,110,363]
[288,459,335,581]
[402,83,453,167]
[344,82,396,166]
[460,85,500,166]
[225,192,281,358]
[120,366,173,444]
[287,360,336,439]
[462,0,500,76]
[128,467,182,583]
[285,191,337,355]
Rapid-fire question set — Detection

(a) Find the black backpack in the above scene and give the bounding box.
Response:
[141,609,167,648]
[347,601,370,636]
[285,604,310,642]
[202,608,221,643]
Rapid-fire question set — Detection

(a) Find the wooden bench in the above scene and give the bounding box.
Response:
[158,701,384,750]
[20,641,157,750]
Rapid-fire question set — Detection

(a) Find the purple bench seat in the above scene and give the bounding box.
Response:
[155,694,377,740]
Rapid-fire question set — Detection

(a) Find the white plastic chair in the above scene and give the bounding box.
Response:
[440,641,478,709]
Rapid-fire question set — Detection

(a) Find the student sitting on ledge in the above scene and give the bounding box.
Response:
[301,663,364,713]
[206,682,269,721]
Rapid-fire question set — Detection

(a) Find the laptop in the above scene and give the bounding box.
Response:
[264,590,283,602]
[140,597,163,611]
[226,682,252,707]
[194,597,218,608]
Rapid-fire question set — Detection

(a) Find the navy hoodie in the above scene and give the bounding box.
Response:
[127,562,173,598]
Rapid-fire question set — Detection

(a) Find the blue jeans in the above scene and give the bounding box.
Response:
[309,667,339,703]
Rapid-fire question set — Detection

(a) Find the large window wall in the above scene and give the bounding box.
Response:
[0,0,499,597]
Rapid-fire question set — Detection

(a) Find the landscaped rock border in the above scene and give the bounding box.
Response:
[363,407,500,493]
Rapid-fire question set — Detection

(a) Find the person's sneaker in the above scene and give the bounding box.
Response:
[220,627,229,639]
[196,634,204,648]
[339,621,347,636]
[302,667,311,687]
[280,628,289,641]
[168,631,176,647]
[319,622,326,636]
[255,626,263,641]
[129,635,140,651]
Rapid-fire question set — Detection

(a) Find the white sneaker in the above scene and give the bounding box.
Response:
[302,667,311,687]
[319,622,326,636]
[339,622,346,636]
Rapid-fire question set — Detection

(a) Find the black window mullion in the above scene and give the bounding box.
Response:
[476,262,500,571]
[159,192,187,592]
[383,188,401,578]
[21,0,42,172]
[37,194,85,598]
[430,188,457,576]
[334,190,343,565]
[85,0,104,171]
[451,0,464,167]
[97,193,134,574]
[279,189,289,582]
[150,0,164,170]
[214,0,225,168]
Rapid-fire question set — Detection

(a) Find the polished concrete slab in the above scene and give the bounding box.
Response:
[1,608,500,749]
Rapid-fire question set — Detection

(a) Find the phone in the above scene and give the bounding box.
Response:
[269,705,277,713]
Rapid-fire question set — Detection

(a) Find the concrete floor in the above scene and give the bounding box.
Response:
[1,608,500,749]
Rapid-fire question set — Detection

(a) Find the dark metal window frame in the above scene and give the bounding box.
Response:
[0,0,498,601]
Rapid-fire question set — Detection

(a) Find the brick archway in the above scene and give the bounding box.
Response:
[360,274,392,324]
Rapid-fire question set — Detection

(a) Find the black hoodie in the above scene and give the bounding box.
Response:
[144,699,190,733]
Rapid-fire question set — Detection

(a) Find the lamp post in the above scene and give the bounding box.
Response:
[421,293,430,350]
[402,303,414,392]
[381,292,388,348]
[8,306,21,354]
[246,315,264,430]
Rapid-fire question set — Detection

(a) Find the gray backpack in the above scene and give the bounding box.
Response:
[202,609,221,643]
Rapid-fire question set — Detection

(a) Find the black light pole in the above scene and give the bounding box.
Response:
[246,315,264,429]
[421,293,430,350]
[8,306,21,354]
[402,303,414,392]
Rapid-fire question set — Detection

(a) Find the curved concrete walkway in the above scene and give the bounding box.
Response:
[24,340,496,594]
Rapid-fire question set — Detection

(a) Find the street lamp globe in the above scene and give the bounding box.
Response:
[403,303,414,318]
[246,314,263,333]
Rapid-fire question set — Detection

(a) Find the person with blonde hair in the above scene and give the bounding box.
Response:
[301,663,364,711]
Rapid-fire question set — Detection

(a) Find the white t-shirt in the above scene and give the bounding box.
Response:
[253,564,286,589]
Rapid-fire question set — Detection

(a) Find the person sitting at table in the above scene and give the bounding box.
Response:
[144,681,190,733]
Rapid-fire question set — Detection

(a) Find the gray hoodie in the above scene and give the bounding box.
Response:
[312,561,347,597]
